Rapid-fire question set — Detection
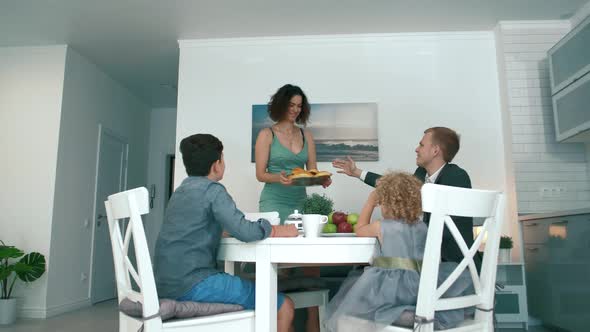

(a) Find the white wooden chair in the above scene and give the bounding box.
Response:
[338,183,505,332]
[242,211,330,332]
[105,187,254,332]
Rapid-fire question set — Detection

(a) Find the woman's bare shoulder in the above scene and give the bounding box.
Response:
[302,127,314,139]
[256,127,273,141]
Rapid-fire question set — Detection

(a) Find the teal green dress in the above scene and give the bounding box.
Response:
[259,129,308,223]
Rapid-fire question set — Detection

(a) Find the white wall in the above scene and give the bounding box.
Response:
[0,45,67,315]
[176,33,513,235]
[145,107,177,255]
[45,47,150,316]
[495,21,590,214]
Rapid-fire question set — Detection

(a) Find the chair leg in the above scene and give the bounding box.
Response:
[318,299,326,332]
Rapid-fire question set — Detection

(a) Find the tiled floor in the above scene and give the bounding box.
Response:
[2,300,553,332]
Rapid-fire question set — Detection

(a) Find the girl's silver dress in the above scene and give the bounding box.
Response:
[325,219,472,331]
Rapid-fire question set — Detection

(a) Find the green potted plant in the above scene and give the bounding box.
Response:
[498,235,513,264]
[301,193,334,216]
[0,241,46,325]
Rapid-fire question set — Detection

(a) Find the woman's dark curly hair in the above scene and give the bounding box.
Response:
[376,171,423,224]
[267,84,310,125]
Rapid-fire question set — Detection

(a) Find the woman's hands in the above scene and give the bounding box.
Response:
[279,171,293,186]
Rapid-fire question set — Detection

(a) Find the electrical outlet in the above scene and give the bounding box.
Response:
[81,272,88,282]
[540,187,567,198]
[83,218,89,228]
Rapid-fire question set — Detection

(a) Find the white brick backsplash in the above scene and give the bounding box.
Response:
[512,144,526,153]
[502,34,566,44]
[505,52,551,62]
[507,79,550,89]
[515,171,587,182]
[577,191,590,201]
[514,162,587,172]
[500,26,569,36]
[536,153,587,163]
[498,21,589,213]
[509,106,553,116]
[508,86,551,98]
[510,115,552,125]
[511,134,555,144]
[505,60,548,71]
[515,181,589,192]
[526,200,589,213]
[509,96,552,107]
[502,42,563,53]
[505,69,549,80]
[511,123,554,135]
[522,143,586,153]
[518,190,579,201]
[545,144,586,153]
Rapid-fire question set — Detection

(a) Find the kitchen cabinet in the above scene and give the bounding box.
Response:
[520,209,590,332]
[548,15,590,142]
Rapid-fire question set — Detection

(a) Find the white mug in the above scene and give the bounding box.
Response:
[302,214,328,238]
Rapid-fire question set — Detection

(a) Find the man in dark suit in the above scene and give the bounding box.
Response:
[333,127,475,265]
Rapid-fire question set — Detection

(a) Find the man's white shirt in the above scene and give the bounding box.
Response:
[425,163,446,184]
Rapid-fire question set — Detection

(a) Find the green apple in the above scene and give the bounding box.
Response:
[323,223,337,233]
[328,211,335,224]
[347,213,359,225]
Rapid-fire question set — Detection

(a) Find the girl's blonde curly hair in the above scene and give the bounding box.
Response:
[375,171,423,224]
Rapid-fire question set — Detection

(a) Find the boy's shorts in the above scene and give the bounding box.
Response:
[177,272,286,310]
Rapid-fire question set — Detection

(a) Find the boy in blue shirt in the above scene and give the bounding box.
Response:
[154,133,298,332]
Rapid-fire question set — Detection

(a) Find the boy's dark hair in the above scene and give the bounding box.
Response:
[268,84,310,125]
[179,134,223,176]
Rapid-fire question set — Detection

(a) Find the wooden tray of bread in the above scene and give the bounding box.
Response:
[288,168,332,186]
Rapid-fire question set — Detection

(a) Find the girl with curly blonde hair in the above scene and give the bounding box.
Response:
[326,172,472,331]
[354,171,423,243]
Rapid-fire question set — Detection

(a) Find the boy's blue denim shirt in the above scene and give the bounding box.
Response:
[154,176,272,299]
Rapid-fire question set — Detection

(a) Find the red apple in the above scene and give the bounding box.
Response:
[337,222,353,233]
[332,211,348,225]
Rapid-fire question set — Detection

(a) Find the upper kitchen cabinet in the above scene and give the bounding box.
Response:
[548,16,590,142]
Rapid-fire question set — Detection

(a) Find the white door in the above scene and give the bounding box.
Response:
[91,127,128,304]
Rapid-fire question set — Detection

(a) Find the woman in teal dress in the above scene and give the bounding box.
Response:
[255,84,331,332]
[255,84,331,222]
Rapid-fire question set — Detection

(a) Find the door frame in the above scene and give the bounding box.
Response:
[88,124,129,302]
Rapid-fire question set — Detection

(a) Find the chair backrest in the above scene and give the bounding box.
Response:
[244,211,280,225]
[105,187,160,321]
[415,183,505,329]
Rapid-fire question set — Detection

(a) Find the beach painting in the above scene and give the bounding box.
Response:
[251,102,379,162]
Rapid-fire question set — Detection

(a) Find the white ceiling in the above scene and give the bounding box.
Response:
[1,0,587,108]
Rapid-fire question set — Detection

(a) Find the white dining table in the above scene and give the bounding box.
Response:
[218,236,378,332]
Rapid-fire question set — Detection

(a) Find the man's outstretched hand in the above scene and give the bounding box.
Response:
[332,156,362,178]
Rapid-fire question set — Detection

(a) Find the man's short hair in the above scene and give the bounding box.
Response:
[425,127,460,162]
[179,134,223,176]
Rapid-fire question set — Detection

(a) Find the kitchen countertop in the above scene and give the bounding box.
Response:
[519,207,590,222]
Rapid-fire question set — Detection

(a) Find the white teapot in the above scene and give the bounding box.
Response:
[285,210,303,231]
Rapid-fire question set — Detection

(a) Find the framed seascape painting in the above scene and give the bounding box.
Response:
[251,102,379,162]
